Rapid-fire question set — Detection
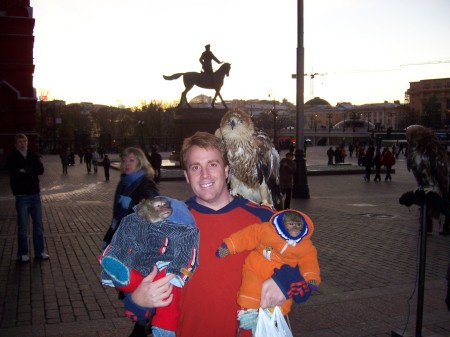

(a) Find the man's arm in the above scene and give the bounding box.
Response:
[260,277,287,308]
[261,264,316,308]
[123,267,175,321]
[211,53,222,64]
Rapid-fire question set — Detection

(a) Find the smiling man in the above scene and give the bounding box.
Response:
[124,132,309,337]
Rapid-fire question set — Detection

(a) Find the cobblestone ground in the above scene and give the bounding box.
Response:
[0,147,449,337]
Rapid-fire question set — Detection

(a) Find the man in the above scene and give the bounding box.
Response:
[279,152,296,209]
[124,132,309,337]
[149,146,162,183]
[84,148,93,173]
[7,134,49,262]
[199,44,222,77]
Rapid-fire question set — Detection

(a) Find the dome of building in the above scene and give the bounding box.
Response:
[189,94,211,104]
[305,97,331,106]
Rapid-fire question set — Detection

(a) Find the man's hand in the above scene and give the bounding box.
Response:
[131,266,175,308]
[260,277,286,308]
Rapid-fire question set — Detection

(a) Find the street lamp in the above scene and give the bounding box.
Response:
[138,120,145,149]
[269,91,278,147]
[327,112,332,132]
[343,112,346,132]
[292,0,310,199]
[272,108,278,147]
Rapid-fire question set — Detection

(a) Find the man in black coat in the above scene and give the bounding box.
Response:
[7,134,49,262]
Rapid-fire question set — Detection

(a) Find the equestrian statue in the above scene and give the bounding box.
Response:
[163,44,231,109]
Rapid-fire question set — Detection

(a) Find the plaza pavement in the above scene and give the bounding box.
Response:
[0,147,448,337]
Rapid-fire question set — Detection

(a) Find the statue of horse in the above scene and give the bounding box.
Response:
[163,62,231,109]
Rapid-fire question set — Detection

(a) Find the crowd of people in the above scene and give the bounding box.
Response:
[326,142,401,183]
[6,132,449,337]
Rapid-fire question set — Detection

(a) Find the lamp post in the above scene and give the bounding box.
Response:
[343,111,346,132]
[138,120,145,149]
[327,112,333,132]
[269,91,278,147]
[292,0,310,199]
[272,109,278,147]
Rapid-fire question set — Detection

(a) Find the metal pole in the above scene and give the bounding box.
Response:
[415,202,427,337]
[292,0,310,199]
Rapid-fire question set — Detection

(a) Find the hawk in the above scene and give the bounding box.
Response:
[405,125,449,220]
[215,109,283,210]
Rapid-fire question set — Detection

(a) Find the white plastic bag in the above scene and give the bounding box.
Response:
[254,306,293,337]
[254,307,273,337]
[273,306,293,337]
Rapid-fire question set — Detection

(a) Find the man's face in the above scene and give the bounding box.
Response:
[15,137,28,152]
[184,146,230,209]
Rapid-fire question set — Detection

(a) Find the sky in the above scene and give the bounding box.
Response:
[31,0,450,108]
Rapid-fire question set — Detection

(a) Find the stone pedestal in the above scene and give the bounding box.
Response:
[172,107,228,143]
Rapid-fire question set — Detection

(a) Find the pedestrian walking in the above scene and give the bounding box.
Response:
[373,149,382,182]
[6,133,49,262]
[348,143,354,157]
[60,148,70,175]
[92,148,100,174]
[279,152,296,209]
[149,146,162,183]
[382,147,395,181]
[357,146,365,166]
[326,147,334,165]
[334,146,341,164]
[84,148,92,173]
[103,154,111,181]
[363,144,375,182]
[78,149,84,163]
[69,149,75,165]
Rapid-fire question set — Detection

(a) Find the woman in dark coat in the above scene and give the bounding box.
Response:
[102,147,159,248]
[101,147,159,337]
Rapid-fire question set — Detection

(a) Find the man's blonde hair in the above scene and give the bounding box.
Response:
[180,131,228,169]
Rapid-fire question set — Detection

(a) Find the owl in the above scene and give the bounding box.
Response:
[215,109,283,210]
[406,125,449,218]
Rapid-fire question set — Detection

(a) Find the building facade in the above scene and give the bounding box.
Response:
[406,78,450,129]
[0,0,36,167]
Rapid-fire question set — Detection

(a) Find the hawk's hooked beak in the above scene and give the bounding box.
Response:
[229,119,236,130]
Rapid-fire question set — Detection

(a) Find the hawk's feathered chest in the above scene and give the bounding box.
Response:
[215,109,282,209]
[226,134,264,187]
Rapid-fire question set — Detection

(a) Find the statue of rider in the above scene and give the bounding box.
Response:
[199,44,222,83]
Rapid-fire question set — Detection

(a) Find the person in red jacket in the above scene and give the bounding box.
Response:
[381,147,396,181]
[123,132,304,337]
